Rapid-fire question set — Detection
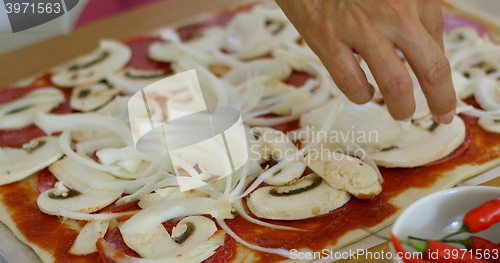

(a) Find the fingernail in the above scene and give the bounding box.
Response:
[434,110,455,124]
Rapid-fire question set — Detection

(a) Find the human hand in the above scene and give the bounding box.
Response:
[275,0,456,123]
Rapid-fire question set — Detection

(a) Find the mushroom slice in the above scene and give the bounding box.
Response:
[37,184,122,215]
[247,173,351,220]
[37,157,123,215]
[0,136,63,186]
[69,221,110,255]
[120,216,217,258]
[106,68,172,94]
[0,88,65,130]
[70,83,121,112]
[305,152,382,199]
[365,116,466,168]
[170,216,218,257]
[51,40,132,87]
[250,127,306,185]
[478,118,500,134]
[264,162,307,186]
[48,157,119,193]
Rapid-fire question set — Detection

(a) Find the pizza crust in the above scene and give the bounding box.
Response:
[0,175,54,263]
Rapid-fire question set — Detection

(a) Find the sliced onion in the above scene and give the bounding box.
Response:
[76,137,126,156]
[97,230,226,263]
[57,208,138,221]
[35,112,133,145]
[59,131,122,172]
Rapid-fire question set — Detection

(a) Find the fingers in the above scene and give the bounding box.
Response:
[417,0,445,51]
[354,37,415,120]
[317,42,374,104]
[397,26,456,124]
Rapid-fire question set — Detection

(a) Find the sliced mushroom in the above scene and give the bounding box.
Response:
[251,127,306,185]
[69,220,110,255]
[36,157,122,215]
[365,116,466,168]
[449,45,500,83]
[120,216,217,259]
[51,40,132,87]
[48,157,119,193]
[305,152,382,199]
[444,27,486,56]
[70,83,121,112]
[37,185,122,215]
[247,173,351,220]
[0,136,63,186]
[138,187,209,209]
[106,68,172,94]
[170,216,217,256]
[478,118,500,134]
[264,161,307,186]
[0,88,65,130]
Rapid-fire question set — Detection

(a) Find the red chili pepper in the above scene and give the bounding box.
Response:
[463,198,500,233]
[446,237,500,263]
[443,198,500,240]
[390,233,433,263]
[471,237,500,263]
[426,240,489,263]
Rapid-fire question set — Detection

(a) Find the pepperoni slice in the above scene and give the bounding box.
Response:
[0,86,71,148]
[102,227,141,258]
[271,119,300,134]
[202,234,234,263]
[284,71,313,88]
[97,200,141,214]
[177,3,255,41]
[37,168,59,193]
[124,36,172,72]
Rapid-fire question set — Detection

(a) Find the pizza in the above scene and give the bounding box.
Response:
[1,2,500,263]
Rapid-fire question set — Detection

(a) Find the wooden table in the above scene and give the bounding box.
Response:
[0,1,499,262]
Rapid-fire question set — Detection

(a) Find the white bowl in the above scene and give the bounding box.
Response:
[391,186,500,262]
